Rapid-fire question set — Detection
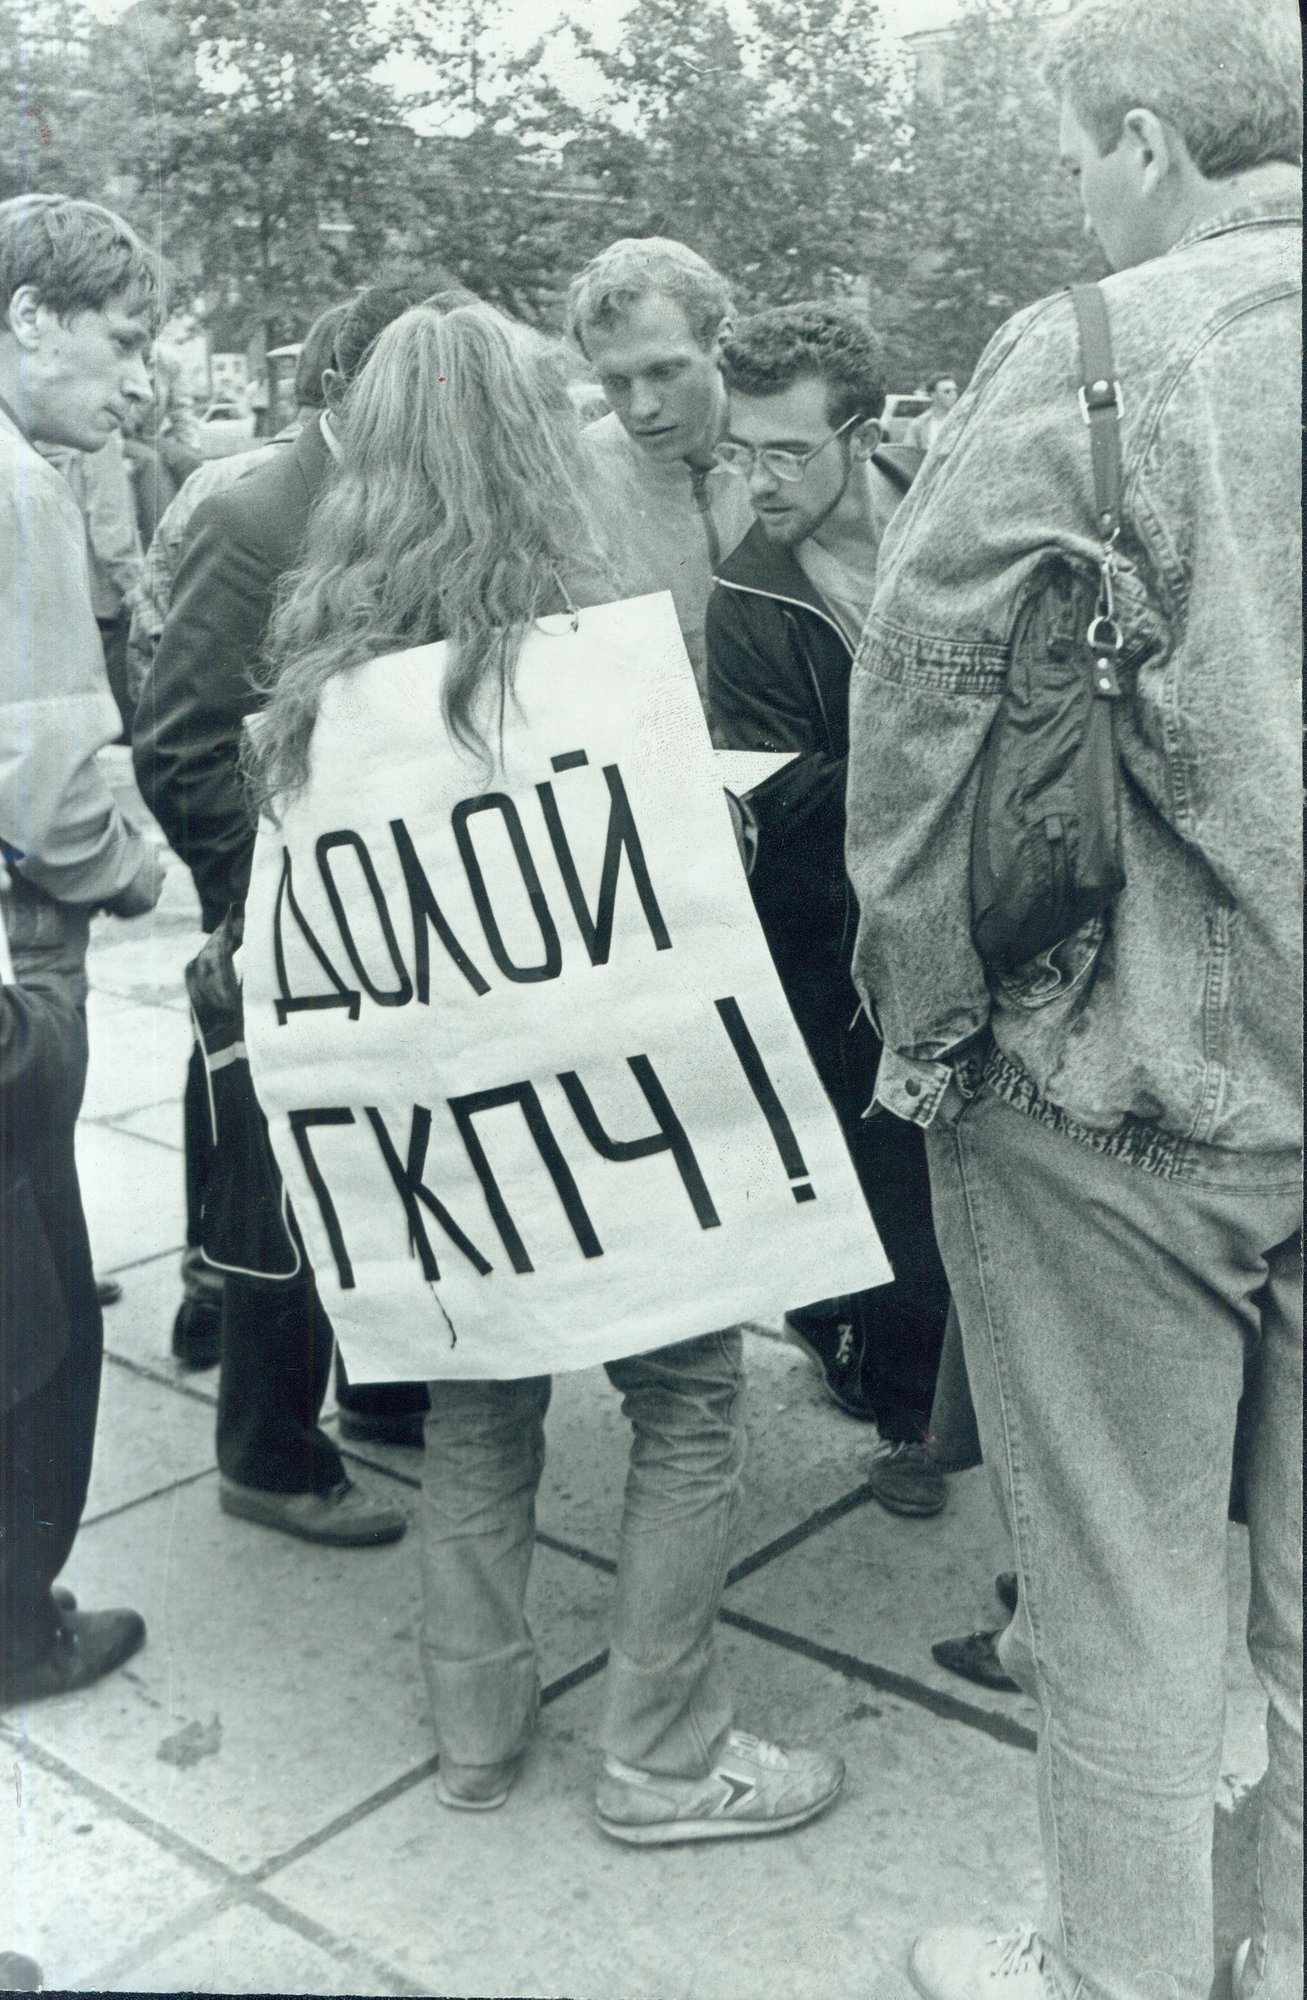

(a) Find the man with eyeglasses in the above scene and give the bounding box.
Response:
[706,302,951,1518]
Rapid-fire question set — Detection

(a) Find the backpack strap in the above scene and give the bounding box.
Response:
[1069,282,1124,542]
[1069,283,1125,698]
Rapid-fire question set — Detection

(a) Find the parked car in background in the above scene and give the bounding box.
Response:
[879,393,930,443]
[198,400,257,457]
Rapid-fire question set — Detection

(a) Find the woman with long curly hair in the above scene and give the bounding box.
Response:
[248,300,843,1845]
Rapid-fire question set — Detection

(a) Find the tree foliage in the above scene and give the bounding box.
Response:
[883,0,1101,376]
[2,0,1100,379]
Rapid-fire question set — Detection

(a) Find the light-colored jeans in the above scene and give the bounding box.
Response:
[419,1329,743,1777]
[926,1084,1302,2000]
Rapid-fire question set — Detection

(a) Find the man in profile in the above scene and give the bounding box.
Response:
[0,193,165,1704]
[844,2,1301,1992]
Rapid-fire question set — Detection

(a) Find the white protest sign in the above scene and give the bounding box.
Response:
[241,592,889,1382]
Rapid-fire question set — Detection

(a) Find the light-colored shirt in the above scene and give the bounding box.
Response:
[796,538,878,652]
[0,406,150,909]
[795,461,899,650]
[581,411,752,707]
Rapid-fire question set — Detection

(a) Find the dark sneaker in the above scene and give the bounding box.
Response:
[596,1729,843,1846]
[931,1630,1020,1693]
[783,1314,878,1421]
[995,1571,1018,1614]
[867,1439,946,1517]
[0,1608,146,1710]
[171,1296,222,1371]
[909,1927,1053,1998]
[219,1475,406,1546]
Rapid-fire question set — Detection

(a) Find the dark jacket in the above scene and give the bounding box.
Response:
[133,419,331,930]
[705,447,919,1006]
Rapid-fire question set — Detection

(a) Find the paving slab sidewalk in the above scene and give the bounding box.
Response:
[1,765,1265,1997]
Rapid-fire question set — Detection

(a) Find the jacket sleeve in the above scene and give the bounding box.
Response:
[132,490,273,926]
[0,474,153,908]
[845,295,1092,1117]
[706,583,848,937]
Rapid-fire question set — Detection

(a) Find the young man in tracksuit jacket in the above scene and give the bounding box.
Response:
[705,302,951,1520]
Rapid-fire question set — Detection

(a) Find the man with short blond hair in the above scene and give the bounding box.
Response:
[845,2,1301,1994]
[568,237,751,714]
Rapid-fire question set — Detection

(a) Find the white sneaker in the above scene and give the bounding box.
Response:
[595,1728,843,1845]
[909,1927,1053,1998]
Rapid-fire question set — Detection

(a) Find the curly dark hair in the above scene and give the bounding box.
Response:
[719,302,887,429]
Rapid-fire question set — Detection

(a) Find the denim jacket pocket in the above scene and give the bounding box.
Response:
[990,914,1106,1012]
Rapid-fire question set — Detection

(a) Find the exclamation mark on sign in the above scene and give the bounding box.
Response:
[715,996,816,1203]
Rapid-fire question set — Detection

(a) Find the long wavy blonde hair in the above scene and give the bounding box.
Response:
[248,302,619,813]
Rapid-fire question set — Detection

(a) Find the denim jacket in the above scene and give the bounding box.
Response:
[846,186,1302,1173]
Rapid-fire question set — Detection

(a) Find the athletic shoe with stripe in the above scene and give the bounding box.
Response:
[595,1729,843,1846]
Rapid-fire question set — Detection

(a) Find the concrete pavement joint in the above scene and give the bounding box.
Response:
[103,1345,218,1409]
[99,1240,188,1278]
[8,1723,433,1993]
[244,1884,428,1997]
[81,1462,217,1530]
[81,1094,184,1126]
[90,1121,185,1155]
[0,1725,233,1886]
[725,1480,882,1586]
[717,1607,1038,1753]
[75,1882,238,1991]
[244,1756,439,1887]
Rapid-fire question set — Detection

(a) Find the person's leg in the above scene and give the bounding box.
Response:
[216,1269,343,1494]
[594,1329,844,1844]
[598,1329,744,1776]
[846,1041,950,1444]
[418,1374,549,1770]
[334,1347,429,1441]
[1239,1231,1303,1997]
[172,1042,223,1369]
[924,1086,1297,2000]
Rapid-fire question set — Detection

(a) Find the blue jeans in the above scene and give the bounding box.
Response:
[419,1330,743,1777]
[926,1085,1302,2000]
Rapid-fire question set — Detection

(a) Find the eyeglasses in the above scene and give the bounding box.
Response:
[713,413,860,483]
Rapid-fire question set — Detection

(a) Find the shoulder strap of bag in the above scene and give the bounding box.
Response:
[1069,282,1125,698]
[1070,283,1124,539]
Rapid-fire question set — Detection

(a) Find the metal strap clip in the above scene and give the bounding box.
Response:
[1079,377,1124,425]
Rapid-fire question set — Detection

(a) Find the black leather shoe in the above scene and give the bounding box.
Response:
[995,1571,1018,1614]
[171,1296,222,1371]
[783,1313,878,1421]
[0,1608,146,1709]
[931,1629,1020,1693]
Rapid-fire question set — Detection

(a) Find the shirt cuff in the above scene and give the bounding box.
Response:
[870,1044,957,1127]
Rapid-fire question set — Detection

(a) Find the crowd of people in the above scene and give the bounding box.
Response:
[0,0,1301,1994]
